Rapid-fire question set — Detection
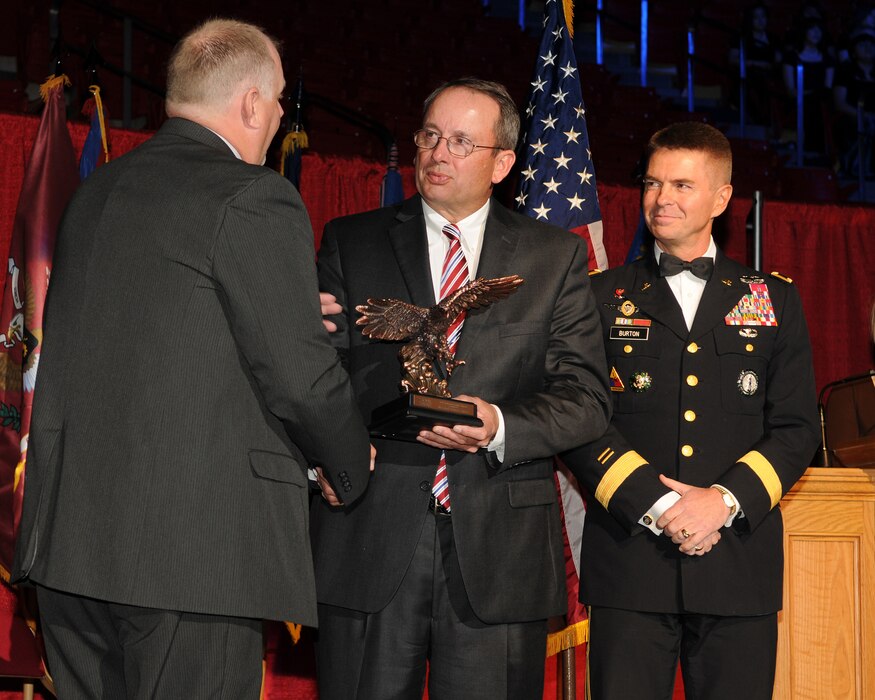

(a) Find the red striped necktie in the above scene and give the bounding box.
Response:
[432,223,470,512]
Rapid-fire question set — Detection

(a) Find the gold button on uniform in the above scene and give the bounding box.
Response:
[624,345,633,354]
[681,445,694,457]
[687,342,699,353]
[684,410,696,422]
[686,375,699,386]
[745,344,754,352]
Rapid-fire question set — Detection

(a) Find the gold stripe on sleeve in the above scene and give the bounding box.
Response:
[595,451,648,508]
[738,450,782,508]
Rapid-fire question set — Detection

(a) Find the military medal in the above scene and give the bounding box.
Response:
[620,299,637,317]
[630,371,652,393]
[737,370,759,395]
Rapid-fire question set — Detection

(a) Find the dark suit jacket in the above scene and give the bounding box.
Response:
[12,118,371,626]
[563,251,819,616]
[311,195,611,624]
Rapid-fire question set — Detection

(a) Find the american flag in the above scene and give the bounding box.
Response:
[516,0,608,271]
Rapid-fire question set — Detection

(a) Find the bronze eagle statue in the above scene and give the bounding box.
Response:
[356,275,524,398]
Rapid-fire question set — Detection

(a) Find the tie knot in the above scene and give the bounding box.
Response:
[659,253,714,281]
[442,223,461,243]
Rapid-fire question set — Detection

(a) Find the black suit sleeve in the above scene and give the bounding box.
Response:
[498,236,612,468]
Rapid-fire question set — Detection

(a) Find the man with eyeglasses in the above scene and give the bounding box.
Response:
[310,78,611,699]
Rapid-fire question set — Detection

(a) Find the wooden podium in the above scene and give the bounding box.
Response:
[775,467,875,699]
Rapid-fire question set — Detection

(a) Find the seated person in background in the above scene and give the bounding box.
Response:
[729,3,783,139]
[833,30,875,175]
[782,17,835,159]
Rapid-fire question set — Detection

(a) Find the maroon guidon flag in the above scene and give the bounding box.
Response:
[0,74,79,578]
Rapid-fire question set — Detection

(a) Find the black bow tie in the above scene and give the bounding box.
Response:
[658,253,714,281]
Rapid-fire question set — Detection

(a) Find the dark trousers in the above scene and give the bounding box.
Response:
[587,606,778,700]
[316,509,547,700]
[37,585,263,699]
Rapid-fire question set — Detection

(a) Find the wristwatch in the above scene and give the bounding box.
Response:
[712,484,738,516]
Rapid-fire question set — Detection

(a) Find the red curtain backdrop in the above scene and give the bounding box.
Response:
[1,112,872,393]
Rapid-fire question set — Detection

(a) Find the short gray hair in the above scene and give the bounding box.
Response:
[166,18,280,111]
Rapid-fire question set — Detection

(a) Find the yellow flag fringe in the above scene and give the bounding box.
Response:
[546,618,588,657]
[89,85,110,163]
[284,620,302,644]
[563,0,575,39]
[39,74,71,103]
[279,130,308,177]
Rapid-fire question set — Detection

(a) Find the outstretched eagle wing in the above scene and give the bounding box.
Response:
[439,275,524,321]
[355,298,429,341]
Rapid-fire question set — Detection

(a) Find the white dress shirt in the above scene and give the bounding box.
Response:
[421,200,506,459]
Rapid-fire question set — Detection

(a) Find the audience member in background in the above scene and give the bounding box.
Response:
[783,17,836,160]
[729,3,783,140]
[11,18,373,699]
[833,30,875,176]
[837,3,875,63]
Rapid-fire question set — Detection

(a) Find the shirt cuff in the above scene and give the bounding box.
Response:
[713,483,744,526]
[639,491,681,535]
[486,404,506,463]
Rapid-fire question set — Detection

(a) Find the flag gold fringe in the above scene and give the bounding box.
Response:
[279,130,308,177]
[39,74,71,102]
[563,0,575,39]
[284,621,302,644]
[89,85,110,164]
[546,618,588,657]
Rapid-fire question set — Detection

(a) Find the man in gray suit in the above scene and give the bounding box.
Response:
[312,78,611,699]
[12,18,372,699]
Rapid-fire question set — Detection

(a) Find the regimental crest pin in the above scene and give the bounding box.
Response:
[737,369,759,396]
[609,366,625,392]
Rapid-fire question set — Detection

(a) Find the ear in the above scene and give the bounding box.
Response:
[491,149,517,185]
[711,183,733,218]
[240,87,260,129]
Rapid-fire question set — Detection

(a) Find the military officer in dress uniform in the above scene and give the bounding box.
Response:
[562,122,819,700]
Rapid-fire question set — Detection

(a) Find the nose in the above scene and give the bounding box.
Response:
[429,136,452,161]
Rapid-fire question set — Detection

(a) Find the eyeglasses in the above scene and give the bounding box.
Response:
[413,129,502,158]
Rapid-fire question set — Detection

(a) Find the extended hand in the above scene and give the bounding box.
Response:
[417,395,498,453]
[657,474,729,555]
[315,445,376,506]
[319,292,343,332]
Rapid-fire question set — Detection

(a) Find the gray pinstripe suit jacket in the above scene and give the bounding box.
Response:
[12,118,371,626]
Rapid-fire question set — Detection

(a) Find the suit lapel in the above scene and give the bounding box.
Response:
[625,257,689,341]
[388,197,435,308]
[689,252,747,340]
[454,203,520,360]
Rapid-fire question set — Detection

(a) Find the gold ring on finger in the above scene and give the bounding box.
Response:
[681,528,691,538]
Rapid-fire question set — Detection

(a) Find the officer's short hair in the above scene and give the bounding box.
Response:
[645,122,732,185]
